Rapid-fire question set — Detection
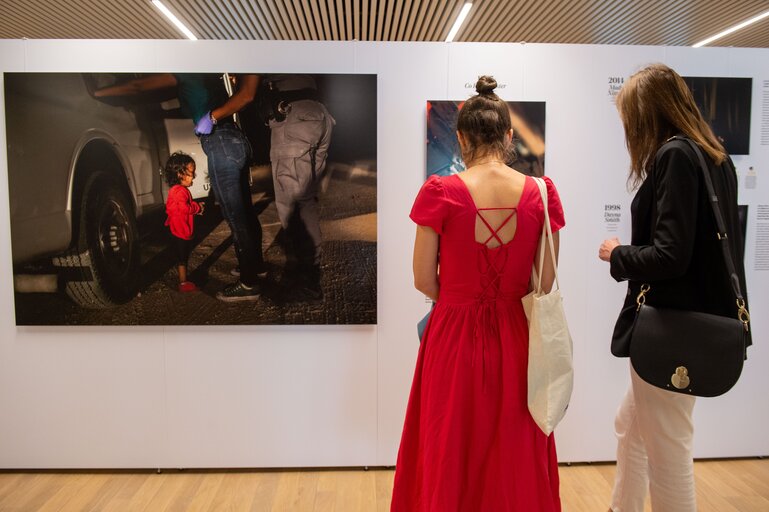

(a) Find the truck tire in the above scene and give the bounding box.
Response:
[53,173,140,308]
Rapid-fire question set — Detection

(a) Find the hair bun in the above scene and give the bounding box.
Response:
[475,75,497,95]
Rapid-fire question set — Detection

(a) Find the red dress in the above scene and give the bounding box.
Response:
[391,174,565,512]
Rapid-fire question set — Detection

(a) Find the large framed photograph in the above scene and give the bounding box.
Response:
[5,72,377,325]
[426,100,546,178]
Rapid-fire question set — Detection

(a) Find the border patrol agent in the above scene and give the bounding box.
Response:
[265,75,335,296]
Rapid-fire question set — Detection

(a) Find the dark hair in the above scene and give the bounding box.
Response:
[456,75,514,164]
[616,63,726,189]
[164,151,195,187]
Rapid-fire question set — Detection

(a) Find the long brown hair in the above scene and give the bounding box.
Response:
[616,63,726,189]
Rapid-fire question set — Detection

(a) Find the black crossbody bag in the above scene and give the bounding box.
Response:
[626,137,750,397]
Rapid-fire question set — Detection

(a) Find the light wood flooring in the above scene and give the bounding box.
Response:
[0,458,767,511]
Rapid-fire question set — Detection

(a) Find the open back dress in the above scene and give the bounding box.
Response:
[391,173,565,512]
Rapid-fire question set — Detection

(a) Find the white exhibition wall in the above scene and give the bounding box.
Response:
[0,40,767,468]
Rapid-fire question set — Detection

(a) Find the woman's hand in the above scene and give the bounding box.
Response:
[599,237,620,262]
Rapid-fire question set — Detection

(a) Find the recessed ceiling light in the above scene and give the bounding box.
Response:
[152,0,198,41]
[692,9,769,48]
[446,3,473,43]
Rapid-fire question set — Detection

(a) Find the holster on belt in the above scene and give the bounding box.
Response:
[267,88,319,122]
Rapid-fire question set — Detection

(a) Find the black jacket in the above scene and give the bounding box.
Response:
[610,137,751,353]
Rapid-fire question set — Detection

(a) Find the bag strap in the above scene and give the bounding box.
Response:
[663,137,749,327]
[530,177,560,293]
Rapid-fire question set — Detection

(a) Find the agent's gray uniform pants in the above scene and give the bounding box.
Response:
[269,100,335,266]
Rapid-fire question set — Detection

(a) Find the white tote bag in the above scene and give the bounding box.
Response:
[521,177,574,436]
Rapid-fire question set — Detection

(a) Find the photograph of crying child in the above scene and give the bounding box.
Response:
[6,72,377,326]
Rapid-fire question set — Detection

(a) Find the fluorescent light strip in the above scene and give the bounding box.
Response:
[446,3,473,43]
[152,0,198,41]
[692,8,769,47]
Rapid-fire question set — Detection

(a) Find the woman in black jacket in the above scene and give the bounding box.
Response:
[598,63,749,512]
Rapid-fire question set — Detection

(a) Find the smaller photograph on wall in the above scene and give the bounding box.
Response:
[426,100,546,179]
[5,72,377,325]
[682,77,752,155]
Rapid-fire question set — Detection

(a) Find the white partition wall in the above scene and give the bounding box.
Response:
[0,40,767,468]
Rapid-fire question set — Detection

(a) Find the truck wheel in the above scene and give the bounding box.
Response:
[53,174,140,308]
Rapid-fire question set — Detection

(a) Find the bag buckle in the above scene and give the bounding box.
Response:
[635,283,650,311]
[671,366,690,390]
[737,299,750,332]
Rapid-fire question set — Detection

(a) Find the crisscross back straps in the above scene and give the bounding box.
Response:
[476,208,517,248]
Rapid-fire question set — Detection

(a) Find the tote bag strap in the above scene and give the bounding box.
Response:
[530,177,560,293]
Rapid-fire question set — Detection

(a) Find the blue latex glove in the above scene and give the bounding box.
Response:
[194,112,214,135]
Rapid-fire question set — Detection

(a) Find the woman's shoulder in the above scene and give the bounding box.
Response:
[420,173,468,198]
[424,173,445,187]
[538,174,557,189]
[655,137,698,166]
[653,138,702,182]
[526,174,560,198]
[425,172,464,188]
[416,174,447,199]
[411,174,457,233]
[525,174,566,230]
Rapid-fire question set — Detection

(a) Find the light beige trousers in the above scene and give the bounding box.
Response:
[611,365,697,512]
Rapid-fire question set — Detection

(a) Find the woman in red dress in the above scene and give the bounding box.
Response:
[391,76,565,511]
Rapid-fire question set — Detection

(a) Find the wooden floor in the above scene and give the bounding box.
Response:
[0,458,767,511]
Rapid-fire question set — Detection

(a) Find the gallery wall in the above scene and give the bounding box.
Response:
[0,39,767,468]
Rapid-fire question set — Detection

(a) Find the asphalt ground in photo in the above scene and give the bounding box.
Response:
[12,164,377,326]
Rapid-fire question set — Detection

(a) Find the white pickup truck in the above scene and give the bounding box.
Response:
[5,73,209,308]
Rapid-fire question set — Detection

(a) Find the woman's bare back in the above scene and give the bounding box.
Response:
[457,164,528,248]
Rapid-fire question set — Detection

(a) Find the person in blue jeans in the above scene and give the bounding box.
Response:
[95,73,266,302]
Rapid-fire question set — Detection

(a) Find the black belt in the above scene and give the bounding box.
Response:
[276,88,318,104]
[215,120,237,128]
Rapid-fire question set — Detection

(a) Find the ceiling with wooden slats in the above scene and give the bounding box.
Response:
[1,0,768,47]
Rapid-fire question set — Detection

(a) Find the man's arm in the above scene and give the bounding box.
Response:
[210,74,260,122]
[94,73,178,98]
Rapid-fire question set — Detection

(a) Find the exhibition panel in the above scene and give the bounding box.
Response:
[0,40,766,468]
